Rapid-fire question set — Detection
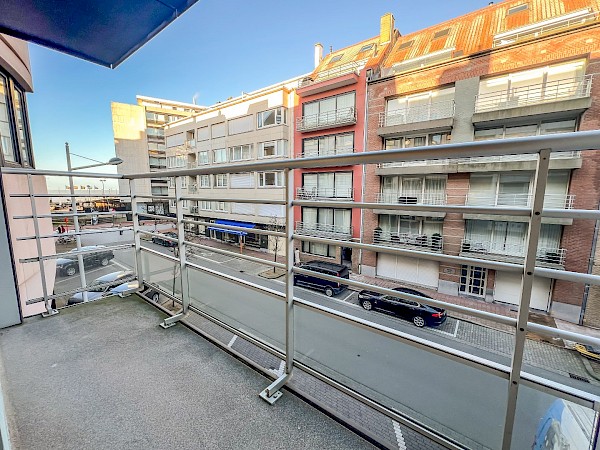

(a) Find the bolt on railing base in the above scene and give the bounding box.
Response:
[159,312,187,329]
[41,308,59,318]
[259,374,289,405]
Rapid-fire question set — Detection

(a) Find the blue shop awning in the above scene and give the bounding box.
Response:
[207,220,255,236]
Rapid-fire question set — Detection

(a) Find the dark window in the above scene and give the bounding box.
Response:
[12,86,32,166]
[330,54,343,63]
[507,4,528,15]
[433,28,450,39]
[359,43,374,52]
[398,40,414,50]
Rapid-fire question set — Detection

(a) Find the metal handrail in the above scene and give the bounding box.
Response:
[466,192,575,209]
[295,221,352,238]
[461,238,567,265]
[297,147,354,158]
[296,107,357,132]
[373,230,444,253]
[296,187,354,200]
[376,192,447,206]
[298,61,364,88]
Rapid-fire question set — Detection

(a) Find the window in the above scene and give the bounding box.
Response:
[214,201,227,212]
[474,120,577,141]
[302,172,352,198]
[303,92,355,120]
[303,132,353,157]
[200,200,212,211]
[185,130,195,148]
[147,127,165,139]
[257,107,286,128]
[230,173,255,188]
[148,142,166,152]
[166,155,186,168]
[460,266,487,297]
[182,200,189,209]
[199,175,211,188]
[433,28,450,39]
[215,174,228,188]
[259,171,284,187]
[385,87,455,125]
[359,44,374,52]
[301,207,351,256]
[148,157,166,169]
[507,4,528,15]
[380,175,446,205]
[168,177,175,188]
[213,148,227,163]
[211,122,226,138]
[197,126,210,141]
[330,54,343,63]
[229,144,253,161]
[181,177,187,188]
[398,40,414,50]
[12,87,31,166]
[258,140,287,158]
[198,151,209,165]
[378,215,443,237]
[0,75,16,163]
[384,132,450,150]
[228,115,253,135]
[146,112,167,124]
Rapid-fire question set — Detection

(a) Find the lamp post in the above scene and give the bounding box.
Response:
[65,142,123,304]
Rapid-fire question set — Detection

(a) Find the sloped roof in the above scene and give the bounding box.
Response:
[384,0,600,69]
[0,0,200,68]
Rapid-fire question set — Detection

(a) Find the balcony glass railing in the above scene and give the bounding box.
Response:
[297,147,354,158]
[475,75,593,113]
[466,192,575,209]
[296,187,353,200]
[376,191,447,205]
[4,130,600,450]
[378,99,455,127]
[296,107,356,132]
[298,61,365,88]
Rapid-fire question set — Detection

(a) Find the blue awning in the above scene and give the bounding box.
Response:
[0,0,201,68]
[208,220,255,236]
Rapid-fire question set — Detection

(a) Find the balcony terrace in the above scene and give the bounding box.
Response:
[373,230,444,253]
[3,131,600,450]
[296,187,354,200]
[378,99,455,136]
[296,107,357,133]
[297,61,365,97]
[460,239,566,268]
[296,147,355,158]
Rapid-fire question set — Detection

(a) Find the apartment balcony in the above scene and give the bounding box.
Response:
[295,221,352,240]
[473,76,593,123]
[466,192,575,209]
[296,62,363,97]
[296,107,357,133]
[188,184,198,194]
[296,147,355,158]
[190,205,199,214]
[296,187,354,201]
[187,161,197,169]
[376,192,447,206]
[460,239,566,267]
[373,230,443,253]
[377,100,455,138]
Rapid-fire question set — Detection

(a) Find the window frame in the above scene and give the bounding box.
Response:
[257,107,286,129]
[0,72,34,168]
[258,171,284,188]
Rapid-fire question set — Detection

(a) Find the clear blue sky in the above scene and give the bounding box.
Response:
[27,0,489,189]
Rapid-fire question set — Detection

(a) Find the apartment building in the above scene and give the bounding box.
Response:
[164,77,302,254]
[111,96,205,214]
[293,14,397,269]
[361,0,600,319]
[0,34,55,323]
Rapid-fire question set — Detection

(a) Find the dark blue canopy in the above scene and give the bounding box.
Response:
[208,220,255,236]
[0,0,200,68]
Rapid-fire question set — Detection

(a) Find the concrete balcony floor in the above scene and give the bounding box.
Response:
[0,295,373,450]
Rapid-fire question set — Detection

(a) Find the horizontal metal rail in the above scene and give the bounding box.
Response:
[0,167,123,178]
[13,211,131,220]
[26,275,135,305]
[138,212,177,222]
[133,194,176,200]
[180,196,286,205]
[9,193,131,198]
[186,240,285,268]
[138,229,178,243]
[19,243,134,263]
[526,322,600,349]
[181,218,285,237]
[16,227,134,241]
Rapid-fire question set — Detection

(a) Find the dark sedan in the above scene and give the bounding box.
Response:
[358,287,447,327]
[56,246,115,277]
[152,231,178,247]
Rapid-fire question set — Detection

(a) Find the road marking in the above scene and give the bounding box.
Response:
[227,335,237,348]
[111,260,132,271]
[392,421,407,450]
[428,318,460,338]
[339,290,355,303]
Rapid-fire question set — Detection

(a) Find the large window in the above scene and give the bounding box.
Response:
[303,92,355,120]
[302,172,352,198]
[384,132,450,150]
[198,151,209,165]
[228,115,254,135]
[211,122,226,138]
[166,155,186,168]
[380,175,446,205]
[213,148,227,163]
[302,132,353,157]
[385,87,455,125]
[474,119,577,141]
[259,171,284,187]
[0,75,16,163]
[229,144,253,161]
[378,215,443,237]
[199,175,211,188]
[12,87,31,166]
[258,140,287,158]
[214,174,228,188]
[301,207,351,256]
[197,126,210,141]
[257,107,286,128]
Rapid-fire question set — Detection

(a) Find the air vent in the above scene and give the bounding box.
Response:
[568,373,590,383]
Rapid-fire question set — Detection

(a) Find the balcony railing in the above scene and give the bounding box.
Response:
[466,192,575,209]
[373,230,443,253]
[4,130,600,450]
[378,150,582,169]
[297,147,354,158]
[296,187,353,200]
[379,99,455,127]
[376,191,447,206]
[461,239,567,266]
[187,161,197,169]
[296,107,356,132]
[298,61,365,88]
[295,221,352,239]
[188,184,198,194]
[474,75,593,113]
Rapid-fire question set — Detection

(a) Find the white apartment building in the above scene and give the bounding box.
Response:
[164,76,304,253]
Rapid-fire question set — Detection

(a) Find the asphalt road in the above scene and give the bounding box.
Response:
[51,228,598,449]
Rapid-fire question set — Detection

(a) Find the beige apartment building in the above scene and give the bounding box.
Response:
[164,77,303,254]
[111,96,205,214]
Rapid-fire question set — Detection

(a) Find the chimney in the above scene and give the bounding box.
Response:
[379,13,395,44]
[314,43,323,68]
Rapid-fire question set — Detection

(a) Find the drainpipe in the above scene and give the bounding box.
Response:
[580,199,600,325]
[358,73,369,274]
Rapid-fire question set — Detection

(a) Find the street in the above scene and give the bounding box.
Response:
[51,227,599,449]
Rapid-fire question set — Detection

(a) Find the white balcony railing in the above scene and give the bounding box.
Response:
[188,184,198,194]
[295,221,352,239]
[373,230,443,253]
[474,75,593,113]
[187,161,197,169]
[297,147,354,158]
[298,61,366,88]
[296,187,353,200]
[461,239,566,266]
[466,192,575,209]
[376,191,447,206]
[296,107,357,132]
[378,151,581,169]
[378,100,455,127]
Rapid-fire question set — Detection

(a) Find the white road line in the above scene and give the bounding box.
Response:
[392,420,407,450]
[111,260,132,271]
[227,335,237,348]
[429,318,460,338]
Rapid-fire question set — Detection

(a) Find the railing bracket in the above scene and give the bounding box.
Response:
[160,312,187,329]
[259,374,289,405]
[41,308,59,318]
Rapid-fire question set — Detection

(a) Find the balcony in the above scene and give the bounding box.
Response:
[378,99,455,131]
[295,221,352,240]
[376,192,447,206]
[297,62,364,97]
[466,192,575,209]
[474,75,593,114]
[296,147,354,158]
[190,205,199,213]
[187,161,197,169]
[296,187,354,201]
[373,230,443,253]
[3,131,600,450]
[460,239,566,267]
[296,107,357,133]
[188,184,198,194]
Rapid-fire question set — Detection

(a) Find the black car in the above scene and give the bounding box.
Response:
[358,287,446,327]
[294,260,349,297]
[152,232,178,247]
[55,246,115,277]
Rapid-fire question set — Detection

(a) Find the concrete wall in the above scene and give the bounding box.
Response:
[0,34,32,92]
[0,176,20,328]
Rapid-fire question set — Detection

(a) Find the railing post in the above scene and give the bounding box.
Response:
[129,180,144,290]
[501,148,551,450]
[26,174,57,317]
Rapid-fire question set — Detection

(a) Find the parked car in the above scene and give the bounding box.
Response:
[152,231,178,247]
[56,245,115,277]
[111,280,160,302]
[293,260,349,297]
[67,271,134,305]
[358,287,447,327]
